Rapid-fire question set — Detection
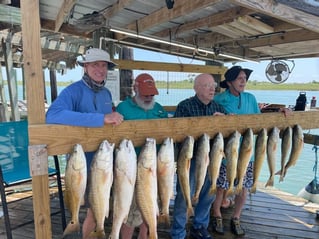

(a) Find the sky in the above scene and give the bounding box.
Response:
[54,47,319,84]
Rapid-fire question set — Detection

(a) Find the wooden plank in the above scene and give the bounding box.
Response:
[304,133,319,146]
[2,36,20,121]
[29,111,319,156]
[20,1,51,239]
[231,0,319,33]
[236,15,274,34]
[126,0,220,33]
[113,59,227,74]
[54,0,77,32]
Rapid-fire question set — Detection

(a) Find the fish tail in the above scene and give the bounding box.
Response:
[158,213,170,227]
[191,194,199,205]
[62,221,81,238]
[236,185,242,195]
[225,188,233,198]
[148,227,158,239]
[89,229,106,238]
[265,176,274,187]
[187,206,194,218]
[209,186,216,195]
[250,185,256,194]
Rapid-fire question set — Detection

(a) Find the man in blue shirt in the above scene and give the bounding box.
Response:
[171,73,226,239]
[46,48,124,239]
[116,73,168,239]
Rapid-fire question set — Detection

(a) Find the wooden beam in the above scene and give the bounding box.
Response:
[2,36,20,121]
[54,0,77,32]
[113,59,227,74]
[20,1,51,239]
[0,4,21,25]
[156,7,254,39]
[304,133,319,146]
[29,111,319,156]
[236,15,274,34]
[231,0,319,33]
[101,0,133,19]
[126,0,220,32]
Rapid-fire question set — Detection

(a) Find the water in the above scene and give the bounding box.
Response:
[158,89,319,196]
[17,86,319,196]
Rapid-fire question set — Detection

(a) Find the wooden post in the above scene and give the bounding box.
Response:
[20,1,51,238]
[2,37,20,121]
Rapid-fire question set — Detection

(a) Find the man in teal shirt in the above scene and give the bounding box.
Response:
[116,73,168,239]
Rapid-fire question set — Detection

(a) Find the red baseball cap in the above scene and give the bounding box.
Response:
[135,73,159,95]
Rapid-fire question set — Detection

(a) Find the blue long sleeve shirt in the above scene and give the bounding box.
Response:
[46,78,114,167]
[46,79,113,127]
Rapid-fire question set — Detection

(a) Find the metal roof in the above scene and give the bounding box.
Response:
[1,0,319,69]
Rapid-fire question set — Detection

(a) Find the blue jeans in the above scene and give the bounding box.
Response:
[170,157,215,239]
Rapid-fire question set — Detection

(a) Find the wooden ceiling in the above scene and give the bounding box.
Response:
[1,0,319,69]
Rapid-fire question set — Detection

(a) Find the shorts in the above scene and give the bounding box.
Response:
[216,161,254,189]
[125,194,143,227]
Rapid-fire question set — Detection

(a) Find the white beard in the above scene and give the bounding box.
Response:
[135,96,155,110]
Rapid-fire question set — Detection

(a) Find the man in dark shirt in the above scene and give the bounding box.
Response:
[171,73,226,239]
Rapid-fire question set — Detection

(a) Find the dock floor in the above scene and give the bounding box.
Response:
[1,181,319,239]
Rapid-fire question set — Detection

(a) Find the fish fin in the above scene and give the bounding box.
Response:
[191,196,198,205]
[89,229,106,238]
[62,221,81,238]
[209,186,216,195]
[236,185,242,195]
[187,206,194,218]
[265,176,274,187]
[225,188,233,198]
[158,213,170,227]
[250,186,256,194]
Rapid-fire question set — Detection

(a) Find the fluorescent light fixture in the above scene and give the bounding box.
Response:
[110,28,195,51]
[109,27,258,63]
[219,53,259,63]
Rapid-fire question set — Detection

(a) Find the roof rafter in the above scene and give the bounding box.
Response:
[231,0,319,33]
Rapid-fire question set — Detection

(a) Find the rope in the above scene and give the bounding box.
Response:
[312,144,318,185]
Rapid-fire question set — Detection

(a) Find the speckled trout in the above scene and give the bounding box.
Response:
[251,128,267,193]
[109,139,137,239]
[281,124,304,179]
[266,127,280,187]
[177,135,195,219]
[63,144,87,238]
[88,140,114,238]
[192,133,210,204]
[157,137,175,227]
[236,128,253,194]
[225,131,241,197]
[208,132,224,195]
[278,126,292,182]
[136,138,158,239]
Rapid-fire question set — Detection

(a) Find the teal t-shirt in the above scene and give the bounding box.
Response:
[116,97,168,155]
[214,89,260,115]
[214,90,260,163]
[116,97,168,120]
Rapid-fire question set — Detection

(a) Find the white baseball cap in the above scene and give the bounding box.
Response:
[77,48,116,69]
